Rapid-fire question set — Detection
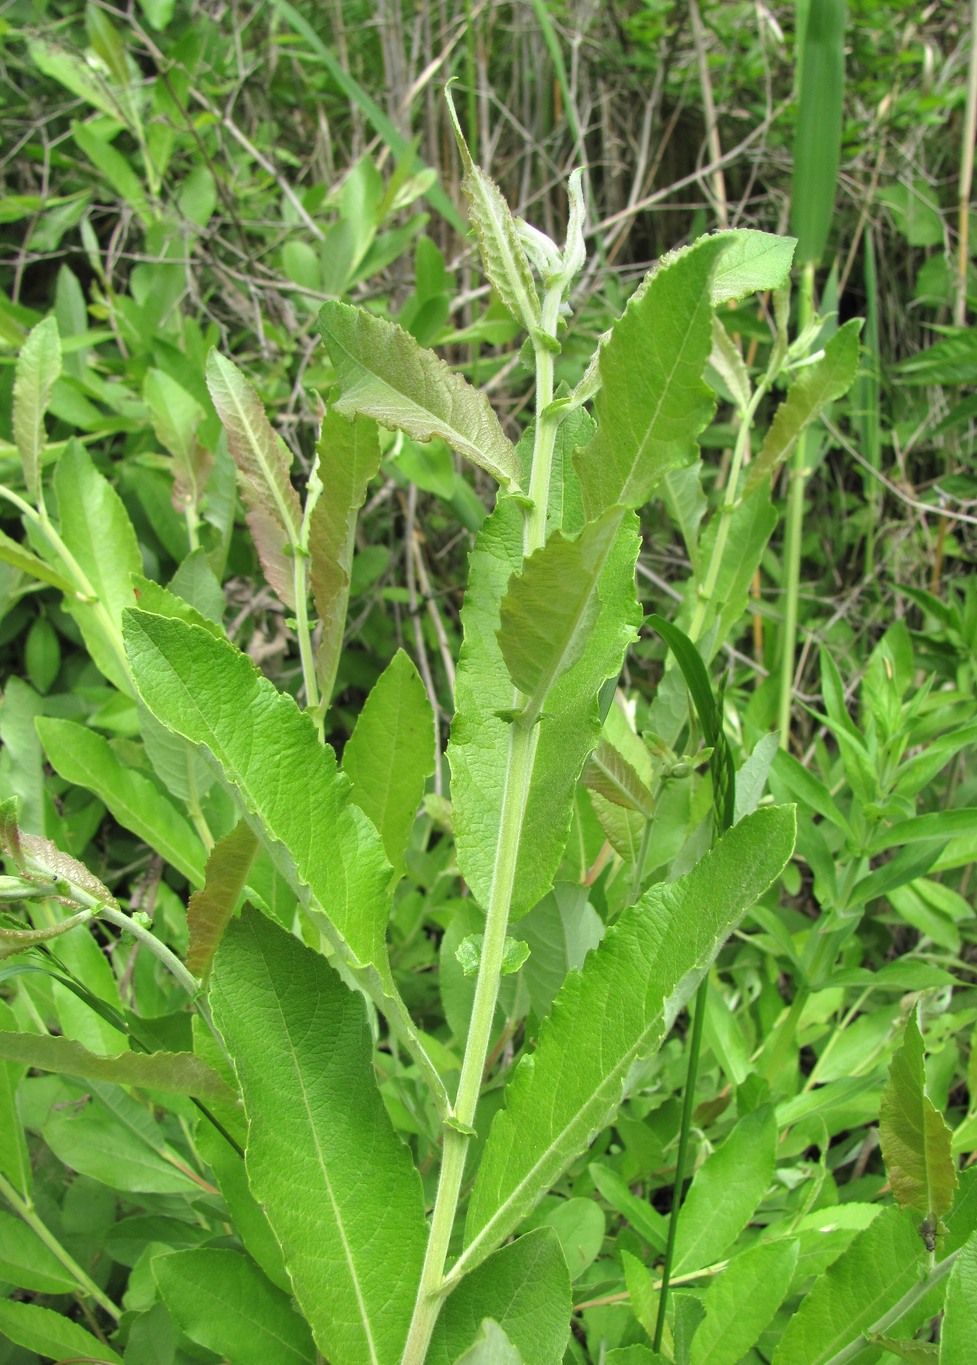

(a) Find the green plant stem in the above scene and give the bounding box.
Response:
[400,287,565,1365]
[0,1171,122,1321]
[653,979,707,1352]
[821,1246,958,1365]
[777,260,815,749]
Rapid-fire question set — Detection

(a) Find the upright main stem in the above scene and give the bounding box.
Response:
[400,287,564,1364]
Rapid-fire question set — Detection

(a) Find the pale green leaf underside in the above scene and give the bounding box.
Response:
[343,648,434,876]
[451,1319,525,1364]
[206,349,304,609]
[122,609,392,978]
[0,1031,235,1103]
[13,315,61,500]
[461,805,796,1274]
[706,229,797,304]
[449,498,641,919]
[745,319,861,495]
[211,909,427,1365]
[575,236,725,518]
[879,1007,957,1221]
[582,736,654,816]
[318,301,521,490]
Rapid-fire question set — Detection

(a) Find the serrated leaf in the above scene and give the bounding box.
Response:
[154,1248,316,1364]
[206,350,303,609]
[771,1207,926,1365]
[498,509,623,725]
[879,1005,957,1222]
[36,717,206,884]
[0,1031,234,1103]
[54,439,142,694]
[582,736,654,816]
[12,315,61,500]
[575,236,725,517]
[707,230,797,304]
[318,301,521,489]
[445,85,539,334]
[942,1230,977,1364]
[459,806,795,1276]
[210,908,427,1365]
[0,1300,123,1365]
[187,819,259,978]
[448,499,641,920]
[342,648,434,876]
[429,1228,570,1365]
[307,409,382,700]
[745,320,861,495]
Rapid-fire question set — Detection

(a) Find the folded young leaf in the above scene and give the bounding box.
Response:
[880,1005,957,1223]
[13,315,61,502]
[206,350,304,609]
[307,409,382,700]
[448,498,640,920]
[744,319,862,496]
[459,805,795,1275]
[582,736,654,817]
[210,908,427,1365]
[429,1228,570,1365]
[0,1031,235,1104]
[445,84,540,336]
[318,301,521,490]
[342,648,434,876]
[574,236,726,518]
[187,820,259,978]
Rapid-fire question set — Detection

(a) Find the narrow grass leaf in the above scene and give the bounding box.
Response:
[307,410,382,698]
[745,319,862,495]
[445,85,539,335]
[0,1031,234,1104]
[206,351,303,609]
[12,315,60,500]
[36,717,205,884]
[880,1006,957,1221]
[790,0,847,265]
[319,302,520,488]
[430,1229,570,1365]
[343,649,434,876]
[187,820,259,978]
[575,236,725,517]
[461,806,795,1273]
[154,1248,316,1364]
[0,1301,123,1365]
[210,908,427,1365]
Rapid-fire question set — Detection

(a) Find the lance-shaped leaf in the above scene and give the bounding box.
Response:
[122,609,390,977]
[187,820,259,979]
[36,717,206,885]
[575,236,725,518]
[13,315,61,502]
[342,649,434,876]
[430,1228,570,1365]
[144,368,212,513]
[0,1301,123,1365]
[318,301,521,489]
[879,1005,957,1222]
[121,609,449,1112]
[0,528,73,593]
[582,736,654,816]
[206,350,303,608]
[307,409,382,700]
[448,499,641,921]
[459,805,795,1276]
[707,229,797,305]
[0,1031,235,1104]
[498,509,623,727]
[744,319,861,496]
[445,84,540,335]
[210,908,427,1365]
